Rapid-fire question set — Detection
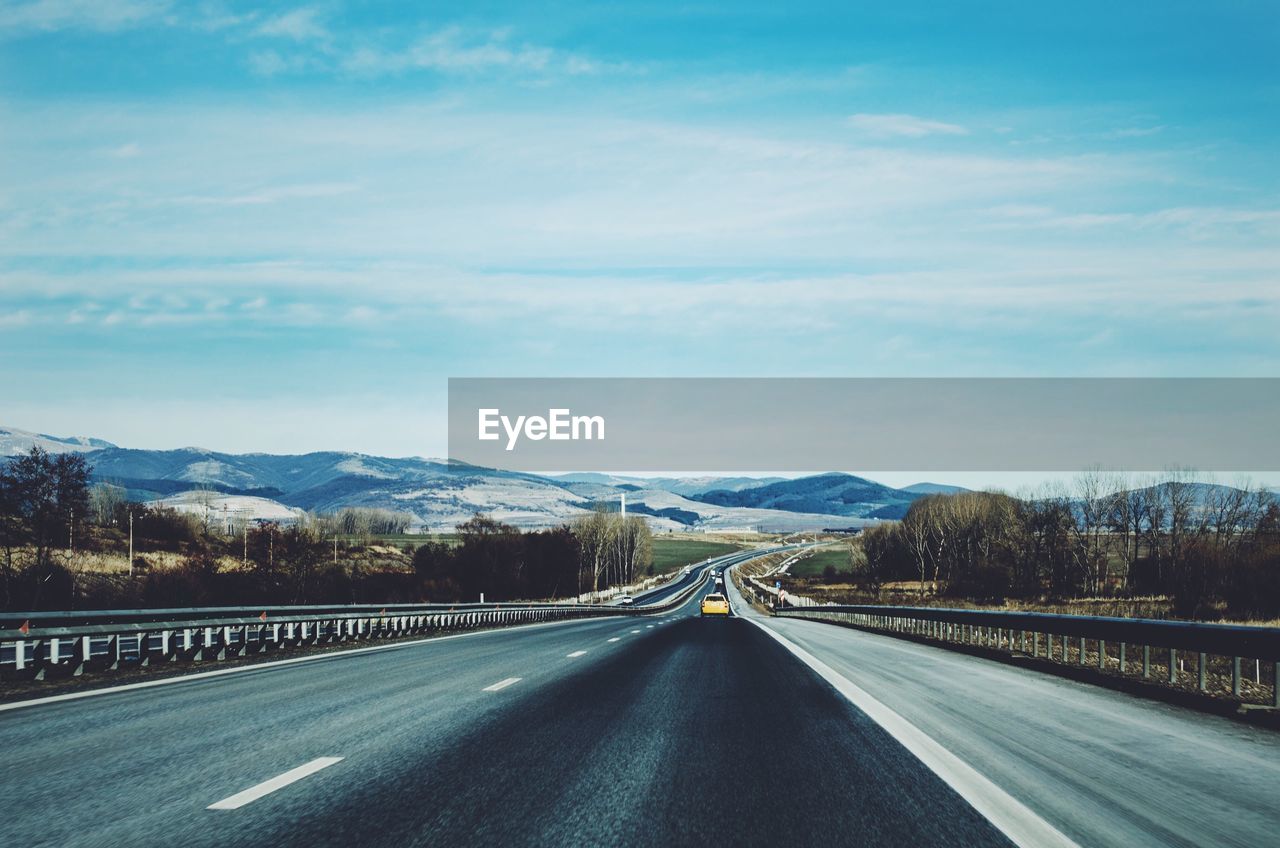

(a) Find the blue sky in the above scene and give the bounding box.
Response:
[0,1,1278,479]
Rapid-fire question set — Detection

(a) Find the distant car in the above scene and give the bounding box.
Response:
[618,595,634,605]
[700,593,730,616]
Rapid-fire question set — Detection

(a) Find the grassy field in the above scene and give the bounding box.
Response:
[788,545,852,577]
[649,538,743,574]
[334,533,460,548]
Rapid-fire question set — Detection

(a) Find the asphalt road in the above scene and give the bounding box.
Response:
[725,575,1280,848]
[0,554,1006,848]
[0,549,1275,847]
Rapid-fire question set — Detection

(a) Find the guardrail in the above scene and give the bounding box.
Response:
[775,603,1280,708]
[0,546,790,684]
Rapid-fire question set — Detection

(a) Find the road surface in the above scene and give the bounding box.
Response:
[0,551,1275,847]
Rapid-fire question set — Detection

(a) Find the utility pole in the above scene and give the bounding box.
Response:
[69,507,74,553]
[128,511,134,578]
[333,536,338,565]
[243,523,248,568]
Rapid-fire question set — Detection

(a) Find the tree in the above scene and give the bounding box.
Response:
[572,506,613,598]
[0,447,91,608]
[89,482,127,527]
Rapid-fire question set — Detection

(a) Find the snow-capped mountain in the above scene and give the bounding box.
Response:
[1,424,954,529]
[0,426,116,456]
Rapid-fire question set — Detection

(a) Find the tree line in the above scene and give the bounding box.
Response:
[1,447,654,610]
[412,507,653,602]
[855,470,1280,617]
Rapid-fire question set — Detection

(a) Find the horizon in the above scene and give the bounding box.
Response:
[5,420,1280,494]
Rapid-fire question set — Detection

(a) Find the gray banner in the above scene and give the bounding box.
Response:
[447,378,1280,472]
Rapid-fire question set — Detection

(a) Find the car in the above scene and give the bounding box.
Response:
[617,595,634,605]
[700,593,730,616]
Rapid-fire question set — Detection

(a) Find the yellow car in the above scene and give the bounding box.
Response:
[700,593,730,616]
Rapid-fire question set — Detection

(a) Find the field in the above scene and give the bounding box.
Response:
[333,533,460,548]
[787,545,852,577]
[649,537,744,574]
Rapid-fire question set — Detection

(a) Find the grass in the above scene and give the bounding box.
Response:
[788,545,852,578]
[332,533,460,548]
[649,538,743,574]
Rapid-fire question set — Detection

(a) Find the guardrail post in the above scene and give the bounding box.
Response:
[1198,652,1207,692]
[1273,663,1280,708]
[14,639,25,672]
[1119,642,1126,673]
[1232,656,1242,697]
[1143,645,1150,678]
[1169,648,1178,684]
[1033,632,1040,657]
[1099,640,1106,670]
[1079,636,1086,665]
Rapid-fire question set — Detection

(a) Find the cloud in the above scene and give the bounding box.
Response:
[846,113,968,138]
[108,142,141,158]
[0,0,169,34]
[339,26,604,78]
[252,7,327,42]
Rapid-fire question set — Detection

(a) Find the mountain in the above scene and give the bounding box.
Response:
[644,476,789,497]
[0,425,926,529]
[900,482,969,495]
[691,472,922,520]
[0,426,116,456]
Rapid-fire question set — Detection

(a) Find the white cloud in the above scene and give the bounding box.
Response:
[252,7,327,42]
[340,26,599,77]
[846,113,968,138]
[0,0,169,34]
[108,142,141,158]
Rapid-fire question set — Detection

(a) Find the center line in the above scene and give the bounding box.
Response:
[607,637,620,642]
[646,625,654,629]
[483,677,522,692]
[567,650,587,657]
[630,629,641,634]
[208,757,343,810]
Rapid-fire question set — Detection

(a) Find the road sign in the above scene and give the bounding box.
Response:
[775,581,781,588]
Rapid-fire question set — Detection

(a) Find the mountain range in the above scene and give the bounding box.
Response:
[1,424,959,530]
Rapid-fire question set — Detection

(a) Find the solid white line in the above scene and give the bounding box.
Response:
[745,617,1079,848]
[567,650,587,658]
[208,757,343,810]
[483,677,522,692]
[607,637,620,643]
[0,615,597,714]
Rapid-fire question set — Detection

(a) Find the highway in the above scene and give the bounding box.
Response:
[0,551,1276,847]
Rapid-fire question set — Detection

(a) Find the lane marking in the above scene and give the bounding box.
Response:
[646,625,654,629]
[0,614,606,714]
[567,650,587,658]
[482,677,522,692]
[208,757,343,810]
[744,616,1079,848]
[630,629,641,634]
[607,638,620,643]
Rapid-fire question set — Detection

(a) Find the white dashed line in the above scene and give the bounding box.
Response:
[567,650,587,658]
[646,625,654,629]
[208,757,343,810]
[607,638,620,643]
[631,629,641,634]
[483,677,522,692]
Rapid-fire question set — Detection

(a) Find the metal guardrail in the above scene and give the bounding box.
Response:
[775,603,1280,708]
[0,546,789,683]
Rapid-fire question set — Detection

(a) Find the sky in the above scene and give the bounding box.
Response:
[0,1,1277,486]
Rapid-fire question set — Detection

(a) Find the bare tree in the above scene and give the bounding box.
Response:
[89,482,127,527]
